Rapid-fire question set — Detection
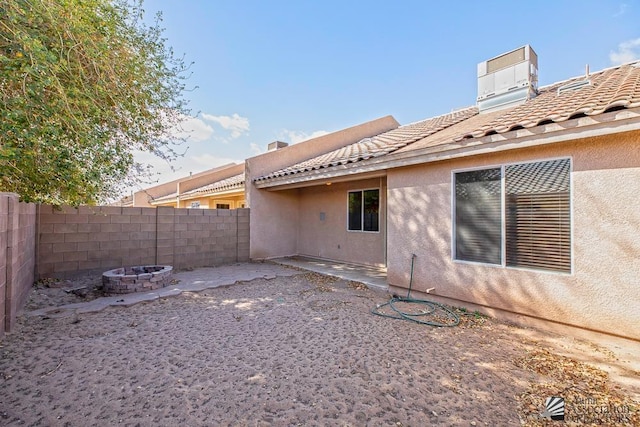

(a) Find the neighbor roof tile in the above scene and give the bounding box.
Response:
[255,106,478,181]
[180,173,245,197]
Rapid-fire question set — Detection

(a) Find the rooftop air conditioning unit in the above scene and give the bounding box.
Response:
[477,45,538,113]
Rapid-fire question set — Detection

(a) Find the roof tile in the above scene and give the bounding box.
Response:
[150,173,245,204]
[254,61,640,184]
[181,173,245,196]
[255,106,478,181]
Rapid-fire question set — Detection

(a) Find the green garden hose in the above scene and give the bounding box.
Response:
[372,254,460,327]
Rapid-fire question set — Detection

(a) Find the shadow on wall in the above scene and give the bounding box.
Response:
[386,167,640,343]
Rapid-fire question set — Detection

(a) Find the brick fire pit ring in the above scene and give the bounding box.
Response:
[102,265,174,294]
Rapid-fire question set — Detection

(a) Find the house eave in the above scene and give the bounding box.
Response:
[149,186,244,205]
[254,107,640,190]
[256,170,387,191]
[178,186,244,201]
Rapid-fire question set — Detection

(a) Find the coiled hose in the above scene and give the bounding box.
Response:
[371,254,460,327]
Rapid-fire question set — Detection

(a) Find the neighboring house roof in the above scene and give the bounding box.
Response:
[151,192,178,204]
[180,173,245,197]
[254,61,640,186]
[254,106,477,182]
[150,173,245,204]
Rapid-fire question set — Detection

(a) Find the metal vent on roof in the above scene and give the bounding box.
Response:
[557,79,591,95]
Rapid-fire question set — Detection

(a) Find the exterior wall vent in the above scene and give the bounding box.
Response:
[477,45,538,113]
[267,141,289,151]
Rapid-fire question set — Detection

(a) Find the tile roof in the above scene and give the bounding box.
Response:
[255,61,640,184]
[150,192,178,204]
[179,173,245,197]
[254,106,478,181]
[452,61,640,141]
[149,173,245,204]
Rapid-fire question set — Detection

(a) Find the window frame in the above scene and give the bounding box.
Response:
[213,199,235,209]
[451,157,573,274]
[347,188,380,233]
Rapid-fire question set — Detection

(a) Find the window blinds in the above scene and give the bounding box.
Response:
[505,159,571,272]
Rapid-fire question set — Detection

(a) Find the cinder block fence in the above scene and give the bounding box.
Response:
[0,193,36,334]
[36,205,250,277]
[0,195,250,336]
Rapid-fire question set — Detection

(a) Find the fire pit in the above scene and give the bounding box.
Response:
[102,265,174,294]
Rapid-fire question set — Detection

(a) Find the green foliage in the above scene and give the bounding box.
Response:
[0,0,190,205]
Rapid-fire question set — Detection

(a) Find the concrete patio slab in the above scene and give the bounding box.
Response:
[271,256,388,290]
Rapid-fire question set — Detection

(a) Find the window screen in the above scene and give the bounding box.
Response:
[348,189,379,231]
[455,168,502,264]
[348,191,362,231]
[363,190,379,232]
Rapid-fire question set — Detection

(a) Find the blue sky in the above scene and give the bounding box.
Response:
[132,0,640,190]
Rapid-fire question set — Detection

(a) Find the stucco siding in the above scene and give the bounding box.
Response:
[297,178,386,267]
[387,132,640,340]
[247,116,399,261]
[248,187,300,260]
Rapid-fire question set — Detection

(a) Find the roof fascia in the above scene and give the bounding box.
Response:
[255,107,640,190]
[259,171,387,191]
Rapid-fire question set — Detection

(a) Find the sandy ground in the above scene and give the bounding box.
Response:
[1,270,638,426]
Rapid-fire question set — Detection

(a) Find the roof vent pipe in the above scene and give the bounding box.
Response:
[477,45,538,113]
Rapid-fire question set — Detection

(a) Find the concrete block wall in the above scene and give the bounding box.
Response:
[36,206,250,279]
[1,193,37,335]
[156,207,250,269]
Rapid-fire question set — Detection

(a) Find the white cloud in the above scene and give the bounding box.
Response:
[614,3,628,17]
[202,113,250,138]
[169,114,214,142]
[279,129,330,145]
[609,38,640,65]
[249,143,264,156]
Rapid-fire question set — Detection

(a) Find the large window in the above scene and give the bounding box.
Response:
[455,168,502,264]
[348,189,379,232]
[454,158,571,273]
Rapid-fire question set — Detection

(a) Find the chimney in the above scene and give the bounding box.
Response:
[477,45,538,113]
[267,141,289,151]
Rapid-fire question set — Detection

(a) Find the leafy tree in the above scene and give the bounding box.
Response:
[0,0,190,205]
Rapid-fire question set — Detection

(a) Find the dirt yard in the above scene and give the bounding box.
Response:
[1,270,638,426]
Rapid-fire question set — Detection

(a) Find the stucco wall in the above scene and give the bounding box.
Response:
[247,115,399,261]
[247,188,300,259]
[297,178,386,266]
[177,193,245,209]
[387,132,640,340]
